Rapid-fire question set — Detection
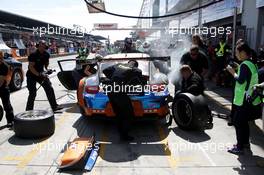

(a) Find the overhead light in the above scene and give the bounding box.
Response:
[86,0,106,13]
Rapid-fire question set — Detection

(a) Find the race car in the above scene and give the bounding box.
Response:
[3,53,24,91]
[77,53,171,119]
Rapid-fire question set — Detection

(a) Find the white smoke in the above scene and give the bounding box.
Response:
[150,33,192,85]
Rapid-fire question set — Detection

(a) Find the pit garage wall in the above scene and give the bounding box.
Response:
[241,0,264,50]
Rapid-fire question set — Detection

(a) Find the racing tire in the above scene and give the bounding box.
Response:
[172,93,208,130]
[14,110,55,139]
[9,69,23,91]
[0,105,3,122]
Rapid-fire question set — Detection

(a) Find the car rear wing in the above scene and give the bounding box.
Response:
[98,56,171,80]
[99,56,171,63]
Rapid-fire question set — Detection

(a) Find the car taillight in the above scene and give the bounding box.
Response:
[86,86,99,94]
[150,84,166,92]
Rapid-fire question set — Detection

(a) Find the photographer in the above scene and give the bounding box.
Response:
[26,41,62,112]
[0,51,14,127]
[226,43,262,155]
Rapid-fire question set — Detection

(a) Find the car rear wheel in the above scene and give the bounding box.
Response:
[14,110,55,139]
[172,93,208,130]
[10,69,23,91]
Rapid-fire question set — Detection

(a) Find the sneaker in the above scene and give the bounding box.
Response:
[228,145,244,155]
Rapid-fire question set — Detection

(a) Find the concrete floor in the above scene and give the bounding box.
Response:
[0,56,263,175]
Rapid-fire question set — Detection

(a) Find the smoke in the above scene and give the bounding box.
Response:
[150,33,192,85]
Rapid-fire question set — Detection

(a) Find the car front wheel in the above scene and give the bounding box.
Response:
[9,69,23,91]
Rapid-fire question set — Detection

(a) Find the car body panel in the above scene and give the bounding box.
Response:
[4,56,24,90]
[77,53,171,118]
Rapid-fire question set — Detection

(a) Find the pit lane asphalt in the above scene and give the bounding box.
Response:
[0,55,263,175]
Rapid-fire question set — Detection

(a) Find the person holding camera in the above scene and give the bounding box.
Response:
[0,51,14,127]
[26,41,62,112]
[227,43,262,155]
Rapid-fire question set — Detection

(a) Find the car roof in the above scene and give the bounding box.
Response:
[104,53,150,59]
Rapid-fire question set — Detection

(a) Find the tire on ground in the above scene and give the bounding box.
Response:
[14,110,55,138]
[172,93,208,130]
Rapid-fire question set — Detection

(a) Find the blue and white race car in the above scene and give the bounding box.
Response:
[77,53,171,119]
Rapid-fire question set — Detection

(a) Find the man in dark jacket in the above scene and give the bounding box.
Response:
[180,45,208,78]
[0,51,14,127]
[179,65,213,127]
[103,60,144,141]
[26,40,62,112]
[180,65,204,96]
[122,38,142,53]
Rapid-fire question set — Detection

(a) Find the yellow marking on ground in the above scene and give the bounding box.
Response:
[17,140,49,168]
[3,111,72,169]
[157,124,178,168]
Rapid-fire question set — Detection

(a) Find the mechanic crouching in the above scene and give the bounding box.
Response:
[103,60,144,141]
[0,51,14,127]
[180,65,204,96]
[179,65,213,127]
[26,41,63,112]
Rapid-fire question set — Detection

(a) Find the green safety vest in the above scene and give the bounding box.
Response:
[215,42,228,57]
[78,48,88,60]
[233,60,261,106]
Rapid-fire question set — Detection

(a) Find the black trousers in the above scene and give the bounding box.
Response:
[108,93,134,136]
[26,75,57,111]
[0,86,14,123]
[233,106,250,149]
